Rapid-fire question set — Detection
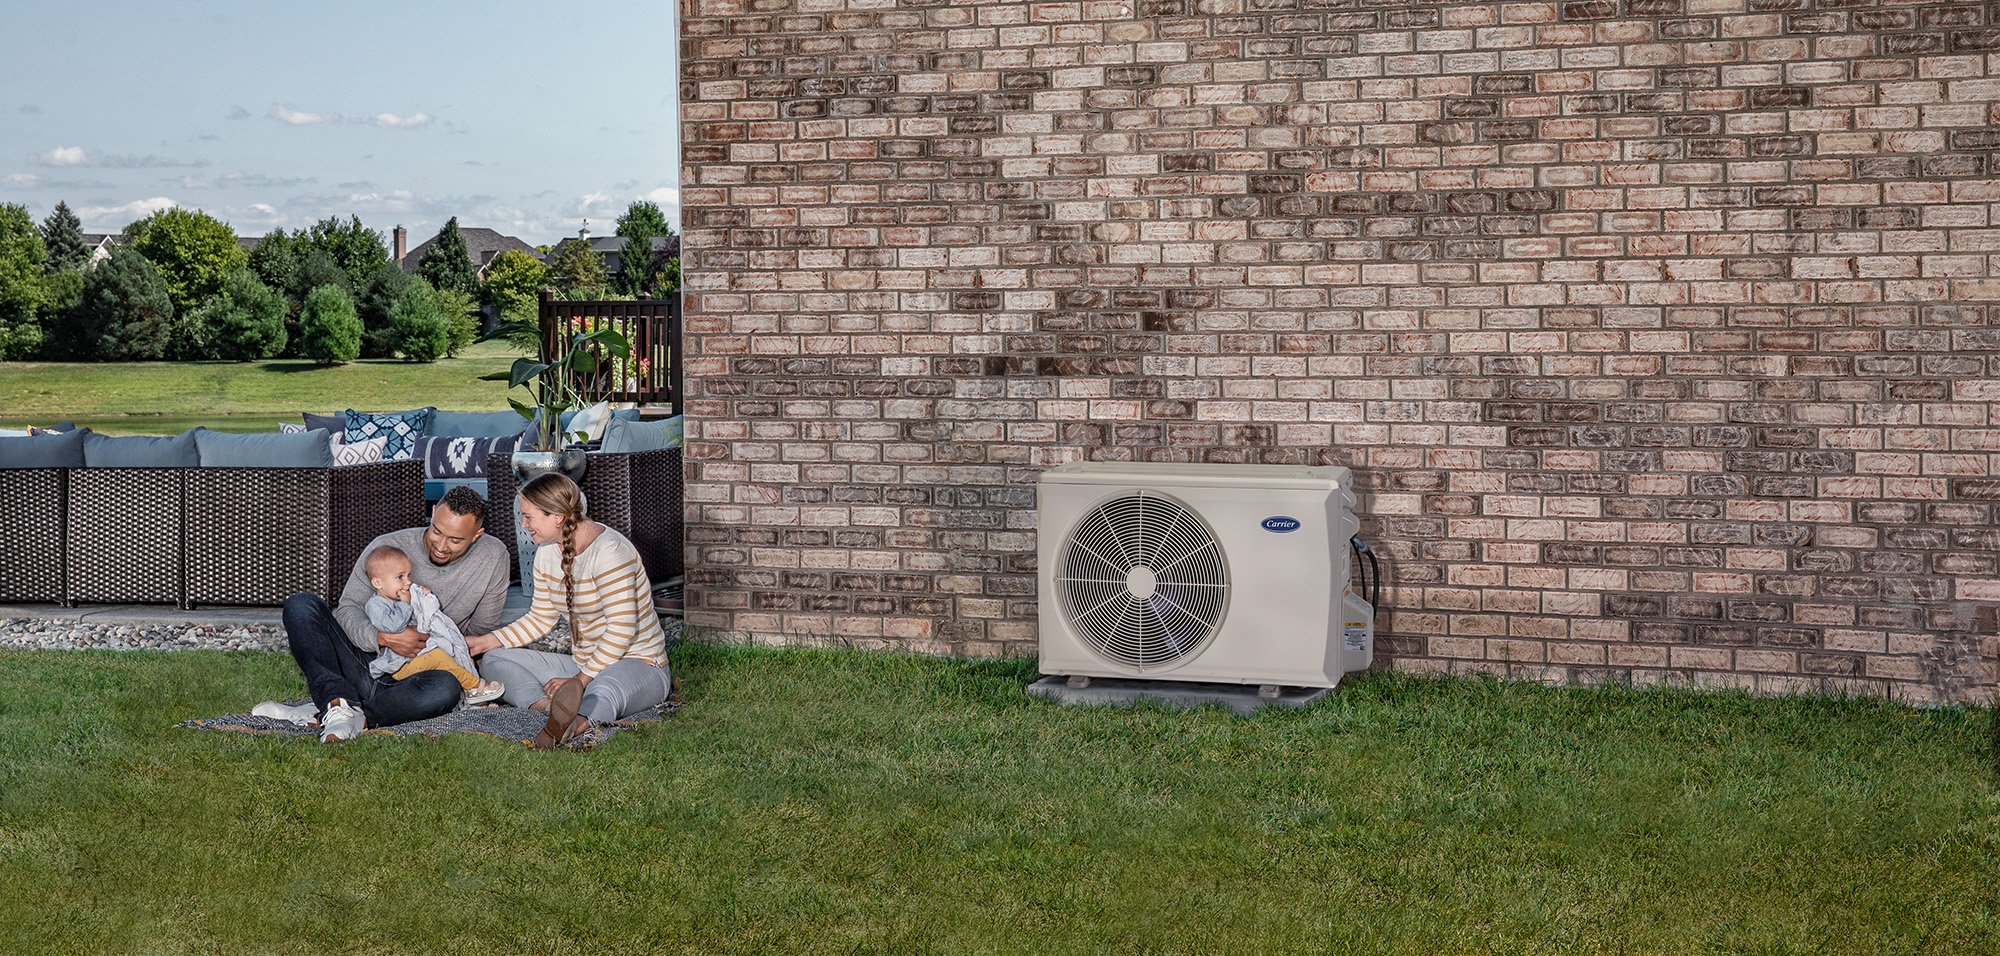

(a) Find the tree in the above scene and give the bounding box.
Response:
[434,286,480,357]
[416,217,479,296]
[482,248,550,329]
[388,281,451,362]
[546,239,607,300]
[131,207,246,316]
[40,201,89,273]
[298,284,360,364]
[198,269,288,361]
[614,200,673,239]
[247,232,301,301]
[358,263,419,358]
[296,249,352,298]
[61,246,172,361]
[0,204,48,358]
[301,215,390,290]
[613,201,674,295]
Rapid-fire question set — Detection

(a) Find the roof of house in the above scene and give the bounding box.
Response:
[400,226,541,273]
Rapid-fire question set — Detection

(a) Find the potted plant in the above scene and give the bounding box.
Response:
[478,318,633,484]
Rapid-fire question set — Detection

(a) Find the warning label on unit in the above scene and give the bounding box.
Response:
[1344,624,1369,652]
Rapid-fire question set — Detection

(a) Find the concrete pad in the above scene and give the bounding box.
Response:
[1026,675,1331,716]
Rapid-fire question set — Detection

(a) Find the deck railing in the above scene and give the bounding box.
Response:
[538,290,682,414]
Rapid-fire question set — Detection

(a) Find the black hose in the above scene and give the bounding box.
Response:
[1351,536,1380,610]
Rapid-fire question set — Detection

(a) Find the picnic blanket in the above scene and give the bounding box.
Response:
[176,695,680,749]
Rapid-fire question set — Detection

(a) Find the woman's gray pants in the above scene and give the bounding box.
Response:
[479,648,670,724]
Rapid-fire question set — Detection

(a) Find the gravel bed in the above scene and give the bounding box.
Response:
[0,617,575,655]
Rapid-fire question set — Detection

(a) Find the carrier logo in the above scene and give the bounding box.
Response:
[1261,516,1301,533]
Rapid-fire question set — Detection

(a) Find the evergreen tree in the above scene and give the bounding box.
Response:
[357,263,419,358]
[63,246,173,361]
[416,216,479,295]
[40,201,89,273]
[198,269,288,361]
[298,284,361,364]
[613,201,674,295]
[435,286,480,357]
[296,249,352,298]
[389,281,451,362]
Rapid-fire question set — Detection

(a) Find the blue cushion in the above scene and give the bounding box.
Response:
[343,407,433,462]
[599,415,683,454]
[430,409,532,438]
[302,411,344,433]
[194,428,334,468]
[0,428,87,468]
[83,430,200,467]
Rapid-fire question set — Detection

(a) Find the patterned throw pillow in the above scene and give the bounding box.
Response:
[329,434,388,467]
[418,431,526,479]
[343,407,433,462]
[280,422,310,434]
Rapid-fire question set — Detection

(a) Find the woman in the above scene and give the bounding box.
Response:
[465,472,672,749]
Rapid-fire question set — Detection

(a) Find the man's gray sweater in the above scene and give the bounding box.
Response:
[333,527,511,653]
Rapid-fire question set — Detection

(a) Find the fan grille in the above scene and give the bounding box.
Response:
[1055,491,1228,670]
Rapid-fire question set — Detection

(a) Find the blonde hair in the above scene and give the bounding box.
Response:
[519,472,586,640]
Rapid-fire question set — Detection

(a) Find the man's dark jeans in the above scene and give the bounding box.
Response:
[282,593,459,727]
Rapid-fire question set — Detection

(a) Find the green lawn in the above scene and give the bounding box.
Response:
[0,340,522,435]
[1,643,1994,954]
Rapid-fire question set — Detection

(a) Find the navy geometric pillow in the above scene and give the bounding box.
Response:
[418,431,526,479]
[343,407,433,462]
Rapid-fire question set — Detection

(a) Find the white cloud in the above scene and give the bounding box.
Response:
[29,146,88,166]
[1,173,41,188]
[643,186,680,205]
[271,106,340,125]
[76,197,178,230]
[1,172,115,190]
[373,112,433,129]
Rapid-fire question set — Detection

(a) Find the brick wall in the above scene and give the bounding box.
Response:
[680,0,2000,704]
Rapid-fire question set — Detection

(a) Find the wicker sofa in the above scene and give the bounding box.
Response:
[0,460,425,609]
[482,447,684,586]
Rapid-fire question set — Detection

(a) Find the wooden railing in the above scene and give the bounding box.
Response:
[538,290,682,414]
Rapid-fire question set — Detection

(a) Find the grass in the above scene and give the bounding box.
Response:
[0,340,522,435]
[0,643,1994,954]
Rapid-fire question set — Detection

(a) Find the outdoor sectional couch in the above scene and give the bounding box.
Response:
[0,428,425,609]
[483,446,684,587]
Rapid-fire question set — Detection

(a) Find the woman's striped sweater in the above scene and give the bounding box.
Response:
[489,525,667,677]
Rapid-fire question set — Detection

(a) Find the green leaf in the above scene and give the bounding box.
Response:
[507,357,550,389]
[507,397,538,420]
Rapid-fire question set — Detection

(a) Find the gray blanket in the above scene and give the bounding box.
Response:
[176,696,679,749]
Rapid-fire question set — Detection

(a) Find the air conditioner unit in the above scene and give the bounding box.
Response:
[1036,461,1374,689]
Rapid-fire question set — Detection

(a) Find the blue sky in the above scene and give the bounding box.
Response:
[0,0,678,248]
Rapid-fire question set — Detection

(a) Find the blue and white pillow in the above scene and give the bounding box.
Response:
[418,431,526,479]
[343,407,433,462]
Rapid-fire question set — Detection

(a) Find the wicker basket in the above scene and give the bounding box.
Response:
[485,447,684,586]
[185,460,426,607]
[0,468,67,604]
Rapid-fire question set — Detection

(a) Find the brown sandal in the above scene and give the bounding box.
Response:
[532,678,586,750]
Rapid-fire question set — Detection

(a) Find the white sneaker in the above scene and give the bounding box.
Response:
[319,698,366,742]
[463,680,505,705]
[251,700,320,726]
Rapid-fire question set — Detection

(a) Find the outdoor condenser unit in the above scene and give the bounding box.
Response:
[1036,461,1375,689]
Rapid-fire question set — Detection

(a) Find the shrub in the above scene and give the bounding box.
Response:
[201,269,288,361]
[298,284,360,364]
[388,281,450,362]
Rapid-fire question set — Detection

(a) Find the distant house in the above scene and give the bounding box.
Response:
[553,233,681,280]
[78,233,121,265]
[396,225,541,277]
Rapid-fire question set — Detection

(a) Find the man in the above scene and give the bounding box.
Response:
[263,485,511,742]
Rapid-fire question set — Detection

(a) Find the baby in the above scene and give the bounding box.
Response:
[364,546,504,705]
